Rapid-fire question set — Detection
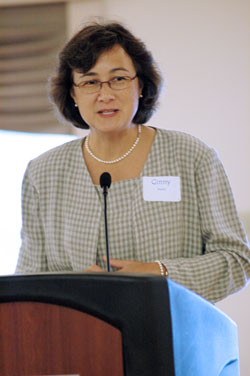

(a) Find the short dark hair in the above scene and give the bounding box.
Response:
[49,22,162,129]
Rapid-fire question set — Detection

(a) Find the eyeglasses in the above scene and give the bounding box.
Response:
[73,74,137,94]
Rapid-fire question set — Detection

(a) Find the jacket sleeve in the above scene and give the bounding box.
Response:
[15,164,48,273]
[162,148,250,302]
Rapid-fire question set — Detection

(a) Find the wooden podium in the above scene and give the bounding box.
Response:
[0,273,239,376]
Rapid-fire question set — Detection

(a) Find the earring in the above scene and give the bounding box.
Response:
[74,103,78,107]
[140,94,143,98]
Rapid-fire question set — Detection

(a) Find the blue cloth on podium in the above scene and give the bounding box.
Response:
[168,279,239,376]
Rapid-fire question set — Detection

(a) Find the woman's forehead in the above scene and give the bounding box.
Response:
[74,45,136,77]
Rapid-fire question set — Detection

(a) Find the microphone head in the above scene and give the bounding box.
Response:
[100,172,111,189]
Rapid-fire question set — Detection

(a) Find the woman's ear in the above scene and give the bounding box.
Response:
[138,78,144,97]
[70,87,76,102]
[70,70,78,105]
[139,86,144,100]
[70,88,78,107]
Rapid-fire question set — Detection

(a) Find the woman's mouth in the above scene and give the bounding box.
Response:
[98,109,119,117]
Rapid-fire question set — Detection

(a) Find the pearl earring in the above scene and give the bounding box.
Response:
[74,103,78,107]
[140,94,143,98]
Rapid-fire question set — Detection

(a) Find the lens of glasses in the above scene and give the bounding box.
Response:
[109,77,129,90]
[80,76,132,94]
[83,83,100,93]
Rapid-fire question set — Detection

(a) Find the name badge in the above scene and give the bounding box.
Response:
[143,176,181,202]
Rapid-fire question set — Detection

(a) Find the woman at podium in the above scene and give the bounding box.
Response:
[16,22,250,303]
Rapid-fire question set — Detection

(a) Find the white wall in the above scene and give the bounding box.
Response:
[66,0,250,373]
[0,131,76,275]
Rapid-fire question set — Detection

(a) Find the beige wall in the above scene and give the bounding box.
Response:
[67,0,250,374]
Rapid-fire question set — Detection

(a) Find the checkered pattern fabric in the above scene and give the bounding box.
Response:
[16,128,250,302]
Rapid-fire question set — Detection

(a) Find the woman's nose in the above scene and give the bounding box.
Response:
[97,82,115,102]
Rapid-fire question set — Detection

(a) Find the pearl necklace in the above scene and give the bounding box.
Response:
[85,125,142,164]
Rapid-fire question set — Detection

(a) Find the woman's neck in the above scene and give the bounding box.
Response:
[82,125,156,185]
[87,124,139,161]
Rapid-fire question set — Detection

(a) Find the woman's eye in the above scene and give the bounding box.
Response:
[84,80,98,86]
[112,76,126,82]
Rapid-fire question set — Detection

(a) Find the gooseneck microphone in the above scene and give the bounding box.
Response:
[100,172,112,272]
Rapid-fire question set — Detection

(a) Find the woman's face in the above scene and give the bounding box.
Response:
[71,45,142,135]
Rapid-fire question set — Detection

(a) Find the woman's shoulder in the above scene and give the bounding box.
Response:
[153,127,218,169]
[156,127,211,151]
[26,137,83,177]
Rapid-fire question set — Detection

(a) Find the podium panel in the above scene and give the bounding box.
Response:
[0,301,123,376]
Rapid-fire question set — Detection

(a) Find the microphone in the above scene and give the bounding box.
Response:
[100,172,112,272]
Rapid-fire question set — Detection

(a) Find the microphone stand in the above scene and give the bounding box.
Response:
[100,172,111,272]
[103,184,111,272]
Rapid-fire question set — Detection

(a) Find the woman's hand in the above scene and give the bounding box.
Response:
[85,264,105,272]
[106,258,162,275]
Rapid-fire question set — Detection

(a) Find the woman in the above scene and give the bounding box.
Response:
[16,22,250,302]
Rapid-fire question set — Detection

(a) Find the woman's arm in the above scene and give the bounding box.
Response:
[160,148,250,302]
[16,165,48,273]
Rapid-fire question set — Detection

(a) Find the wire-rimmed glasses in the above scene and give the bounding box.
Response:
[73,74,137,94]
